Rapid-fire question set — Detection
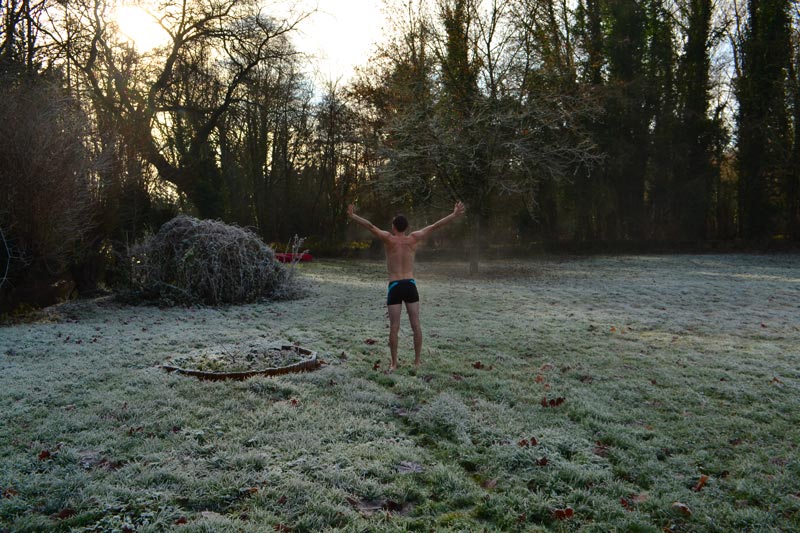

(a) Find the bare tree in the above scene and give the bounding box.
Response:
[43,0,309,218]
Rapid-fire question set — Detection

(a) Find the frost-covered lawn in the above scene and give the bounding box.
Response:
[1,255,799,532]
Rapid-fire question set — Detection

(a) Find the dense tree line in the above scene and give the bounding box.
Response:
[0,0,799,305]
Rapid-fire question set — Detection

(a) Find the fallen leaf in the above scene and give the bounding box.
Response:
[540,363,555,372]
[610,326,617,332]
[55,508,77,520]
[621,497,633,511]
[593,442,609,457]
[2,488,18,499]
[517,512,527,523]
[172,426,182,433]
[692,474,709,492]
[383,500,403,513]
[364,338,377,345]
[38,450,51,461]
[372,360,380,371]
[290,398,299,406]
[535,374,545,383]
[273,524,293,532]
[536,457,548,466]
[481,479,497,489]
[761,323,767,328]
[175,516,188,524]
[672,501,692,517]
[472,361,485,369]
[451,373,464,381]
[552,506,574,520]
[580,375,593,383]
[541,396,566,407]
[240,486,259,495]
[277,495,287,505]
[771,377,784,385]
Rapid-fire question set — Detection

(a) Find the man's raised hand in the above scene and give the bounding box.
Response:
[454,201,466,217]
[347,204,355,218]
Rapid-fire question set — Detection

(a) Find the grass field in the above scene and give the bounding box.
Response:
[1,255,799,532]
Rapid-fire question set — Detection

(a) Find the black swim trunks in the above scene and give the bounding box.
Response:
[387,279,419,306]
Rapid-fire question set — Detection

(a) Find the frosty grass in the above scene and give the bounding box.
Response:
[0,254,798,532]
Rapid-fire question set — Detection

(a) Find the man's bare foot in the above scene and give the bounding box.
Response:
[388,363,398,372]
[414,359,421,368]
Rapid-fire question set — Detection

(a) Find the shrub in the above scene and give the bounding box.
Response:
[130,215,299,305]
[0,74,95,302]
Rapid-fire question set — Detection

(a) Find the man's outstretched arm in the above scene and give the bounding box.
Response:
[348,204,391,242]
[410,201,466,241]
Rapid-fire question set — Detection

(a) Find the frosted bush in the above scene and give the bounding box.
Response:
[130,215,298,305]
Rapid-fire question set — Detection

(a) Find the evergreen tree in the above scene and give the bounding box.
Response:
[736,0,792,239]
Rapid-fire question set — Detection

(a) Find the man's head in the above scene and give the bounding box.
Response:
[392,214,408,234]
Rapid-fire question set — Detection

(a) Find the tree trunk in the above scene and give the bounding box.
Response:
[469,216,480,275]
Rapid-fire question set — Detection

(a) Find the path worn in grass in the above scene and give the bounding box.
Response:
[1,255,799,531]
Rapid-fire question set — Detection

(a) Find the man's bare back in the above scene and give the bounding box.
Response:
[347,202,465,370]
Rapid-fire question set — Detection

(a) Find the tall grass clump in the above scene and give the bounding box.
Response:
[130,215,300,305]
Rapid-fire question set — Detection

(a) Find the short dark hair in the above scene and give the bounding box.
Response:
[392,214,408,232]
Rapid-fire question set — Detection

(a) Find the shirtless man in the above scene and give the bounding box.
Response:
[347,201,466,370]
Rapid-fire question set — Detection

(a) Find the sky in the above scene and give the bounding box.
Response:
[116,0,389,85]
[281,0,388,85]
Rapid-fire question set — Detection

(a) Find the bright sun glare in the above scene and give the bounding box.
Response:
[115,5,169,52]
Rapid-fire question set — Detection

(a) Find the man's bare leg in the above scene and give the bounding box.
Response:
[406,301,423,366]
[388,304,402,370]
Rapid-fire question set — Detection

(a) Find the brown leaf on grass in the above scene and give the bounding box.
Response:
[671,502,692,517]
[552,506,574,520]
[175,516,188,524]
[273,524,293,532]
[541,396,565,407]
[481,479,497,489]
[364,338,377,345]
[593,442,609,457]
[761,323,768,328]
[536,457,548,466]
[383,500,404,513]
[289,398,299,406]
[580,375,593,383]
[621,493,648,511]
[517,512,527,523]
[771,377,784,385]
[535,374,545,383]
[372,360,380,371]
[277,495,288,505]
[2,488,18,499]
[540,363,555,372]
[55,508,77,520]
[38,450,51,461]
[692,474,709,492]
[621,497,633,511]
[518,437,538,447]
[240,487,259,495]
[610,326,617,332]
[451,373,464,381]
[128,426,143,436]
